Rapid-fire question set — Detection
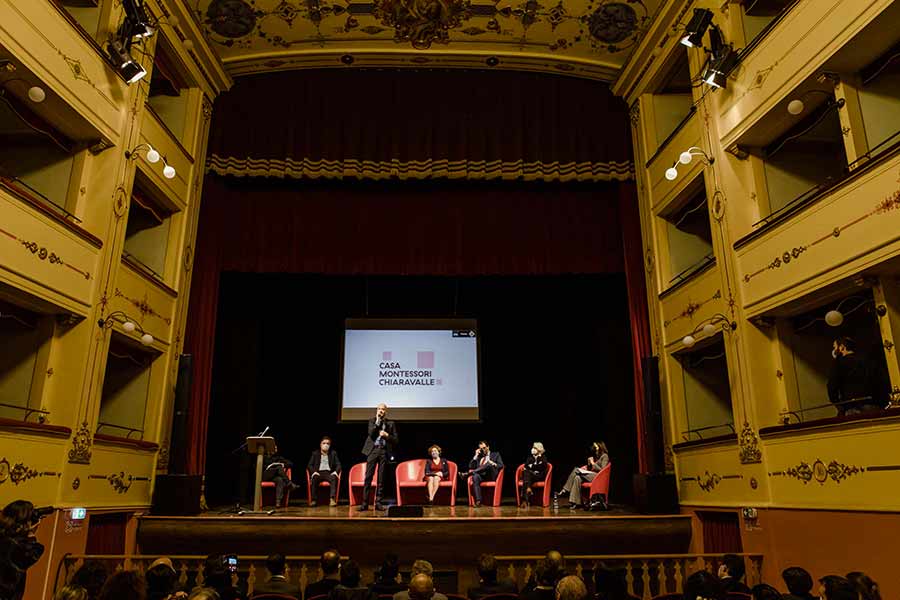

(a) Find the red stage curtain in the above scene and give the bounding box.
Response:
[206,70,633,183]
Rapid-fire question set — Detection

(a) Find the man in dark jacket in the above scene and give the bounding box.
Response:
[308,437,342,507]
[360,403,398,511]
[782,567,816,600]
[252,553,301,599]
[0,501,45,600]
[461,441,504,507]
[827,336,887,415]
[306,549,342,600]
[263,444,300,507]
[717,554,750,594]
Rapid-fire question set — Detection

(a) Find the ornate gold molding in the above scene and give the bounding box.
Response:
[89,471,150,494]
[769,458,864,485]
[0,458,59,486]
[664,290,721,328]
[681,470,742,493]
[0,227,92,280]
[744,181,900,284]
[738,422,762,464]
[157,441,170,471]
[114,288,173,325]
[68,421,93,464]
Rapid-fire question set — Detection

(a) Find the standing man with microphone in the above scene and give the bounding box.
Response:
[359,403,398,511]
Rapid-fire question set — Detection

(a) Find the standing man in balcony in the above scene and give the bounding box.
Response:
[827,336,888,415]
[359,403,398,511]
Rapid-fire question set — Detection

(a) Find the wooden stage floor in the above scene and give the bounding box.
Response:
[207,503,637,519]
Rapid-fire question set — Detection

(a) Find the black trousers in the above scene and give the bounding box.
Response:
[470,468,497,503]
[262,465,292,505]
[310,470,339,498]
[363,447,387,504]
[520,470,542,499]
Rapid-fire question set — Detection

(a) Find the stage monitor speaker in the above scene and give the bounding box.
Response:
[641,356,664,474]
[632,473,678,515]
[153,474,202,515]
[169,354,192,474]
[386,505,424,518]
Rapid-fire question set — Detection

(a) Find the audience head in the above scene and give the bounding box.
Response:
[321,549,341,576]
[593,562,627,600]
[146,558,178,600]
[188,589,221,600]
[378,553,400,582]
[750,584,781,600]
[412,560,435,578]
[203,555,228,590]
[846,572,881,600]
[782,567,813,597]
[429,445,442,459]
[818,576,857,600]
[545,550,565,578]
[532,443,545,457]
[2,499,34,534]
[266,553,287,576]
[340,560,362,587]
[408,573,435,600]
[54,585,89,600]
[683,570,724,600]
[98,570,146,600]
[535,558,556,587]
[556,575,588,600]
[320,437,332,452]
[718,555,745,582]
[477,554,499,583]
[71,560,109,600]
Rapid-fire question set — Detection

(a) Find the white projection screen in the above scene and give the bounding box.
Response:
[340,319,481,421]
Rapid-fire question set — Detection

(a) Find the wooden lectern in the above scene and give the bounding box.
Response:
[243,436,276,515]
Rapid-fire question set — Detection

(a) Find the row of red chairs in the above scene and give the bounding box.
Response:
[261,461,611,508]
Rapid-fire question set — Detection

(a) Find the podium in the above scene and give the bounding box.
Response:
[243,436,276,515]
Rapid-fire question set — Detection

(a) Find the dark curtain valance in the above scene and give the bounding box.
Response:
[207,70,634,182]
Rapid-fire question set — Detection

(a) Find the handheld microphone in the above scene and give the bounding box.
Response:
[259,426,270,437]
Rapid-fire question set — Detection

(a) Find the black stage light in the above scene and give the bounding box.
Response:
[123,0,156,39]
[107,38,147,84]
[704,48,739,89]
[681,8,713,47]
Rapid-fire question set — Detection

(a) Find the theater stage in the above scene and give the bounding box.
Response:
[137,505,693,562]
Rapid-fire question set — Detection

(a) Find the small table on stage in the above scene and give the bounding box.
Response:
[241,436,276,515]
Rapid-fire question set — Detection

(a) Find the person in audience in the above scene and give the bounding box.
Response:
[393,561,447,600]
[0,499,46,600]
[817,576,856,600]
[263,443,301,507]
[467,554,517,600]
[460,441,504,507]
[555,576,587,600]
[252,553,300,599]
[308,436,342,507]
[147,558,186,600]
[717,554,750,594]
[781,567,815,600]
[408,574,435,600]
[556,442,609,509]
[306,550,342,600]
[827,336,887,415]
[682,570,724,600]
[749,584,780,600]
[519,443,549,509]
[71,560,110,600]
[519,559,557,600]
[98,571,147,600]
[592,563,628,600]
[55,585,89,600]
[522,551,566,593]
[188,590,221,600]
[199,555,246,600]
[370,554,405,596]
[329,560,375,600]
[846,572,881,600]
[424,445,450,505]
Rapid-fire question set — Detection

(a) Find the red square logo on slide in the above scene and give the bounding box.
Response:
[417,351,434,369]
[382,351,392,361]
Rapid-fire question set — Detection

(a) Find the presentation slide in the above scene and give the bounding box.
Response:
[341,319,480,421]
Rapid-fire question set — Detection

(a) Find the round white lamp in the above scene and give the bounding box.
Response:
[163,164,176,179]
[27,86,46,103]
[682,335,696,348]
[122,321,136,333]
[140,333,154,346]
[702,323,716,336]
[679,151,693,165]
[665,167,678,181]
[825,310,844,327]
[787,99,805,115]
[146,147,160,163]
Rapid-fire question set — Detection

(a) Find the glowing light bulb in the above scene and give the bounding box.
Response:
[141,333,154,346]
[683,335,696,348]
[123,321,136,333]
[27,86,46,103]
[787,99,804,115]
[168,15,180,28]
[665,167,678,181]
[146,147,160,163]
[183,39,194,51]
[163,164,176,179]
[679,151,693,165]
[825,310,844,327]
[702,323,716,336]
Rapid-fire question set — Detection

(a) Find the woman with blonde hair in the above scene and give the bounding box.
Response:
[54,585,89,600]
[423,444,450,504]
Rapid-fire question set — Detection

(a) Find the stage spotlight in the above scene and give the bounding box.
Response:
[825,309,844,327]
[123,0,155,39]
[163,163,176,179]
[703,48,738,89]
[107,38,147,84]
[681,8,713,48]
[27,86,45,103]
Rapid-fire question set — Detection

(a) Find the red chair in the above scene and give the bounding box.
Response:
[306,470,343,505]
[260,467,292,508]
[395,459,458,505]
[348,462,378,506]
[307,595,329,600]
[467,467,505,506]
[514,463,553,507]
[580,463,611,503]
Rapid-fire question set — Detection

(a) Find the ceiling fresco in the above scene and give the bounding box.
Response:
[188,0,663,79]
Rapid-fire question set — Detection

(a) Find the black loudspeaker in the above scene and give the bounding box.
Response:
[153,474,202,515]
[641,356,664,474]
[169,354,192,474]
[386,505,424,518]
[632,473,678,514]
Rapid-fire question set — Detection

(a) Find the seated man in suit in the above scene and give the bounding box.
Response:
[370,554,406,596]
[329,560,376,600]
[518,559,556,600]
[262,444,300,507]
[460,441,504,507]
[252,553,301,599]
[305,549,342,600]
[717,554,750,594]
[308,436,342,507]
[394,561,448,600]
[468,554,517,600]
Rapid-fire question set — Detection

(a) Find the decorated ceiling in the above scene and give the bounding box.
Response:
[189,0,662,80]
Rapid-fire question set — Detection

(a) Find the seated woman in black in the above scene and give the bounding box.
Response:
[424,445,450,505]
[519,442,548,509]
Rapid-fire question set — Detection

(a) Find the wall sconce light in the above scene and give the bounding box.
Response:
[0,60,47,104]
[665,147,715,180]
[125,143,176,179]
[786,89,835,115]
[824,299,886,327]
[682,313,737,348]
[97,311,154,346]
